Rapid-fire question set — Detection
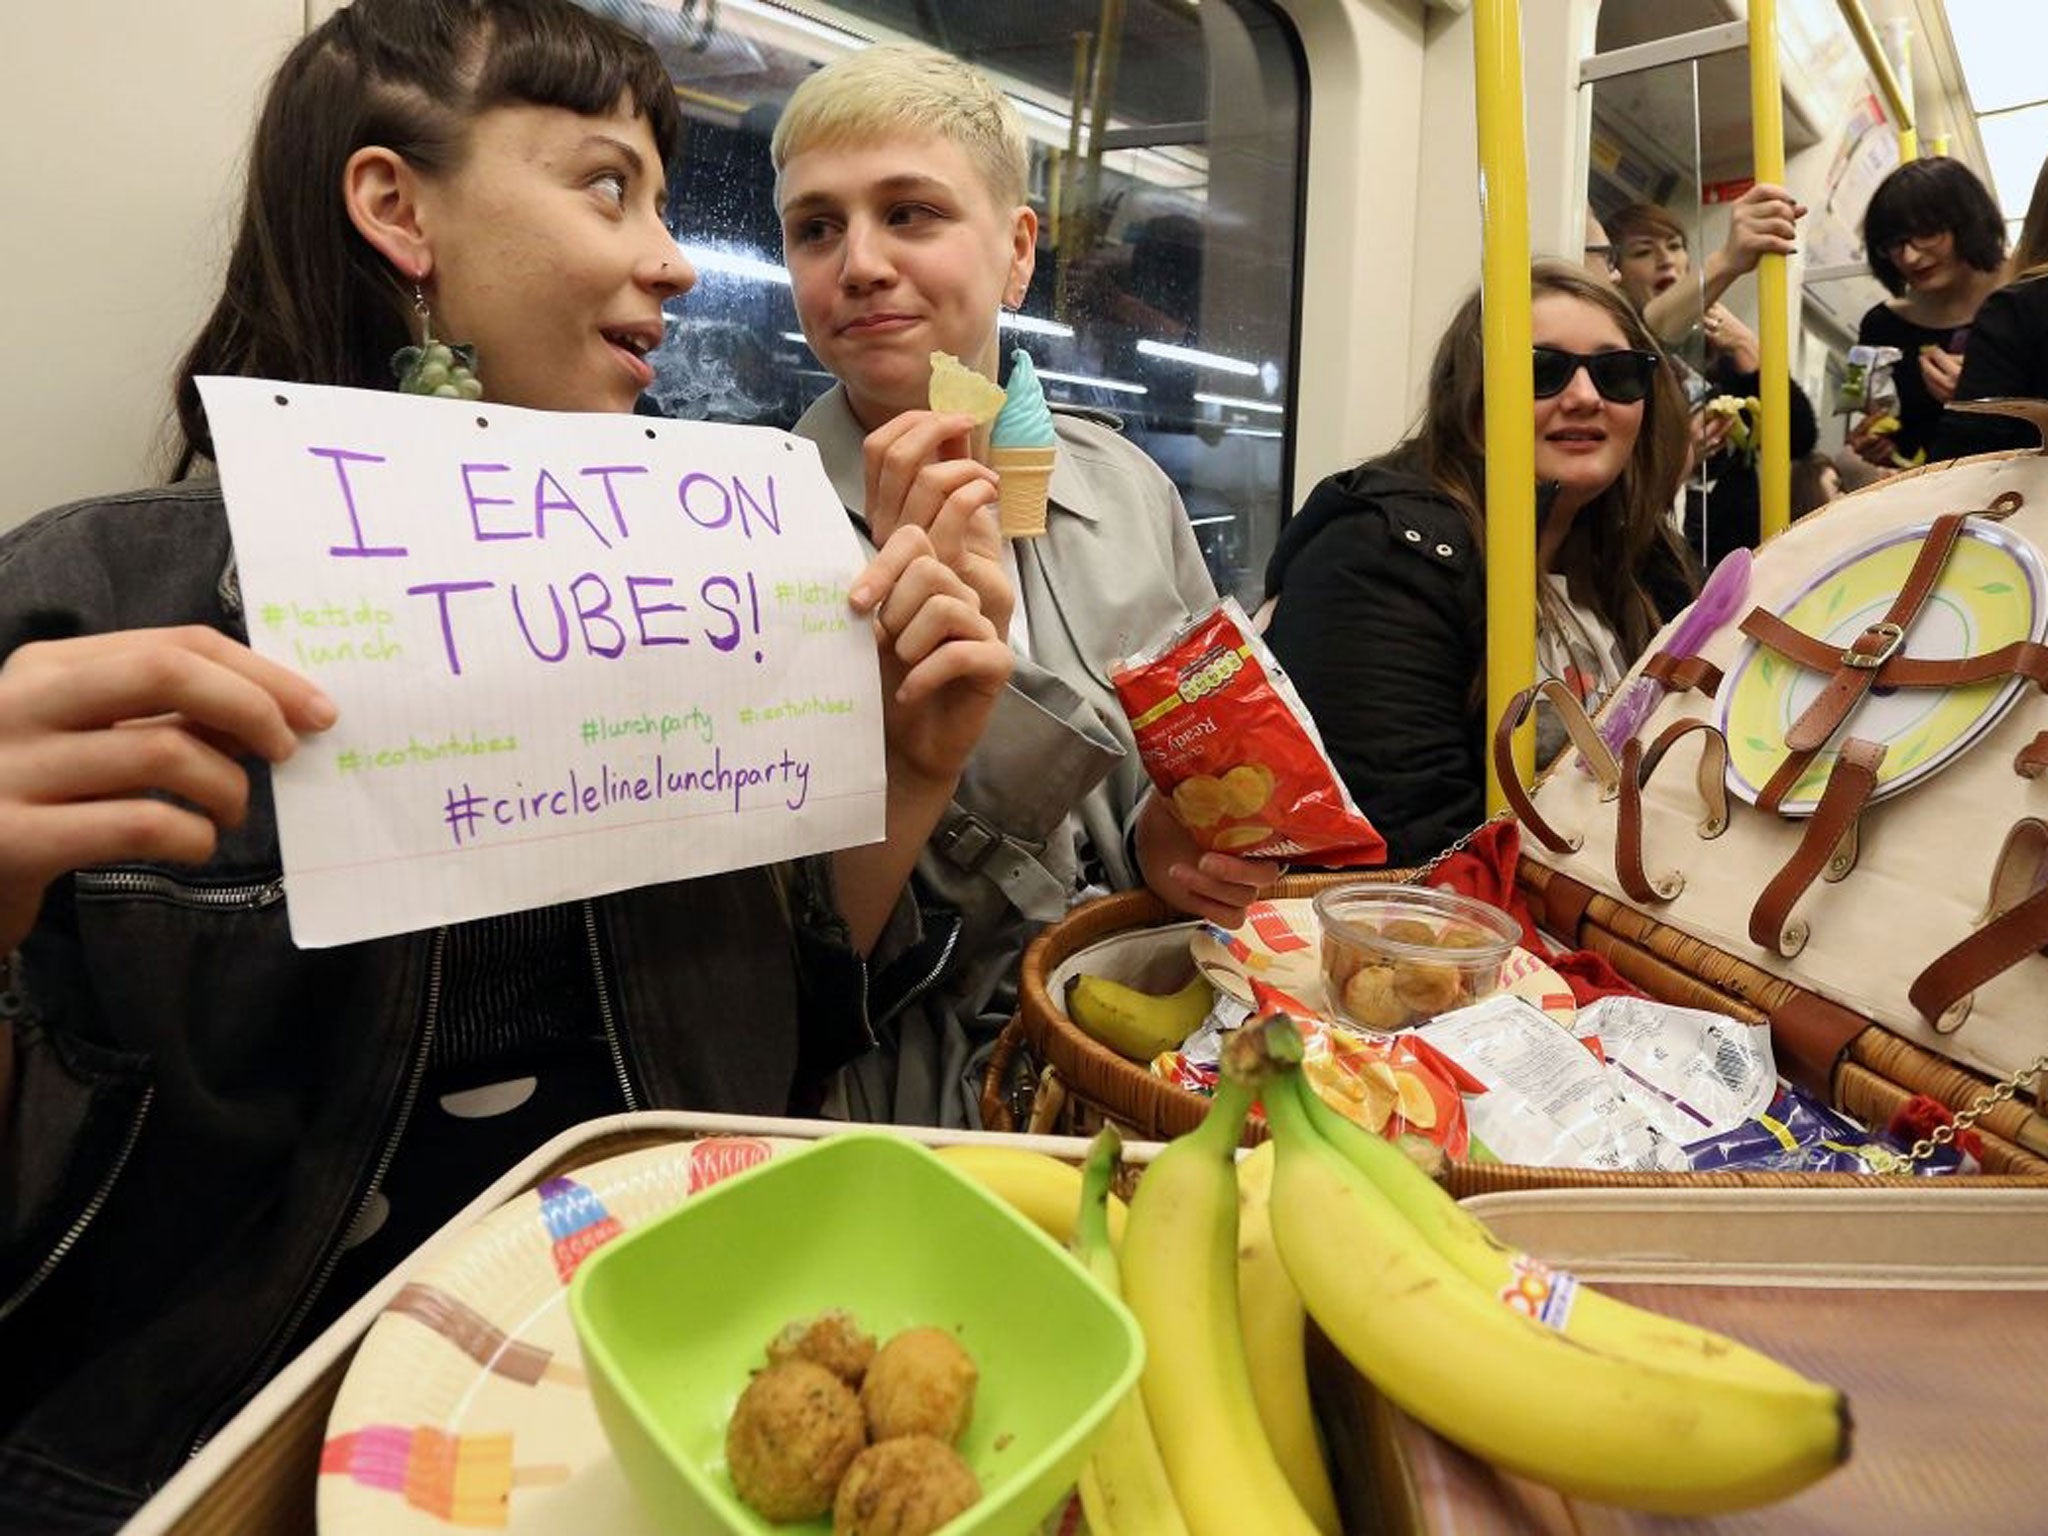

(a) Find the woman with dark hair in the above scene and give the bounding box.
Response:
[1605,198,1819,568]
[1261,262,1697,866]
[1932,151,2048,461]
[1850,157,2008,468]
[0,3,1010,1526]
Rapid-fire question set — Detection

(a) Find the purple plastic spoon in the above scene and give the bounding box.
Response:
[1594,547,1753,761]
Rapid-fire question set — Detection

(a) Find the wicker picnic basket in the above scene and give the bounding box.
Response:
[982,861,2048,1190]
[987,824,2048,1186]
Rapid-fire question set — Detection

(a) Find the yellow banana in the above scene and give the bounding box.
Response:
[1292,1063,1819,1393]
[1072,1130,1192,1536]
[1235,1142,1342,1536]
[1259,1060,1850,1515]
[1120,1078,1322,1536]
[933,1143,1127,1250]
[1067,973,1213,1061]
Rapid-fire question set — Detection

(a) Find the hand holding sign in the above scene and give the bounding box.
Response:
[0,626,336,950]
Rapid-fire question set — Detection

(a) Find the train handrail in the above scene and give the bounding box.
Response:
[1474,0,1538,813]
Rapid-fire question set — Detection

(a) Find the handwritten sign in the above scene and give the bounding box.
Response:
[198,377,885,948]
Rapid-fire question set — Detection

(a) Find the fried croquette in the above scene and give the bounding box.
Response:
[767,1309,878,1387]
[833,1436,981,1536]
[860,1328,978,1445]
[1391,958,1465,1015]
[1339,963,1409,1031]
[1380,917,1438,947]
[726,1359,867,1521]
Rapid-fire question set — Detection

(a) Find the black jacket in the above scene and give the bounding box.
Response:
[1262,464,1694,869]
[1262,466,1490,867]
[0,484,903,1532]
[1931,274,2048,461]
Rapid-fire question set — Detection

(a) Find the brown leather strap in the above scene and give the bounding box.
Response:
[1748,738,1886,957]
[1780,512,1969,753]
[1910,885,2048,1033]
[1491,679,1620,855]
[1641,650,1725,697]
[1743,609,2048,693]
[1614,719,1732,904]
[1909,818,2048,1032]
[2018,732,2048,780]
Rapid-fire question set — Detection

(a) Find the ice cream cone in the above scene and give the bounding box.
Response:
[991,445,1057,538]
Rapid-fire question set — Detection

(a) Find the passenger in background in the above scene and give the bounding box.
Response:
[1849,157,2007,470]
[770,44,1277,1126]
[1606,200,1818,568]
[1791,451,1843,519]
[1931,151,2048,461]
[0,4,1012,1526]
[1611,182,1804,357]
[1261,262,1696,867]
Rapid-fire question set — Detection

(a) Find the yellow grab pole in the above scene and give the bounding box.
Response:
[1835,0,1915,161]
[1474,0,1536,810]
[1752,0,1791,542]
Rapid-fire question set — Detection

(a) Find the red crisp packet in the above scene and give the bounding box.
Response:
[1111,598,1387,866]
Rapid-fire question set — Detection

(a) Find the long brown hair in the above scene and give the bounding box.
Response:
[1380,260,1694,658]
[172,0,681,475]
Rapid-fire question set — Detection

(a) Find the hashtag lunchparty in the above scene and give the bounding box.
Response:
[440,746,813,847]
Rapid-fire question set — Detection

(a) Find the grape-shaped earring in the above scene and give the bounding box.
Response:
[391,283,484,399]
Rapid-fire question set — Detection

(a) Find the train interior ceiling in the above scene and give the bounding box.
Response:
[8,0,2044,602]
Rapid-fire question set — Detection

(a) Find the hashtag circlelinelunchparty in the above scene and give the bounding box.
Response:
[440,747,812,847]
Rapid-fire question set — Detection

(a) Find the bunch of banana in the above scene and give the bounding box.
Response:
[932,1143,1127,1249]
[1289,1067,1815,1391]
[1234,1142,1343,1536]
[1118,1077,1324,1536]
[1236,1018,1852,1516]
[1069,1129,1191,1536]
[1067,972,1213,1062]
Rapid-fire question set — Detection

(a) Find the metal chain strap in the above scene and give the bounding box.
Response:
[1865,1053,2048,1174]
[1408,809,1519,885]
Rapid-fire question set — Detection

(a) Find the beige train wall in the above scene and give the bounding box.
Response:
[1,0,305,529]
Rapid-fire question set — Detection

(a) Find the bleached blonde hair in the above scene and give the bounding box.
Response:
[771,43,1029,211]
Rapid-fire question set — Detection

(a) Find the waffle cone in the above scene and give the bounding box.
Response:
[991,445,1057,538]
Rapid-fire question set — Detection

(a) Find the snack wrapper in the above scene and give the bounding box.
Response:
[1153,990,1471,1157]
[1837,343,1902,418]
[1681,1083,1968,1176]
[1110,599,1387,866]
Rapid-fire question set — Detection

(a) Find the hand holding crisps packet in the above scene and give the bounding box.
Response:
[1111,598,1388,866]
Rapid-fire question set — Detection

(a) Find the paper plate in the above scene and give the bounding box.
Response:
[1720,518,2046,814]
[1188,898,1577,1025]
[318,1136,806,1534]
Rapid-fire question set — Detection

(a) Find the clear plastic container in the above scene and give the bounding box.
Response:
[1312,883,1520,1034]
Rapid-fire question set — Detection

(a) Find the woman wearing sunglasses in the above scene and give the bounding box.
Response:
[1261,261,1695,866]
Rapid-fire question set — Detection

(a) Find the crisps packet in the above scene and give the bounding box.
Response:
[1110,598,1387,865]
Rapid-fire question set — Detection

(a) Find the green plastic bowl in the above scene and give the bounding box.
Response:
[568,1131,1143,1535]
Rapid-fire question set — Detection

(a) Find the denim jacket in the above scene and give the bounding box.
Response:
[0,483,918,1530]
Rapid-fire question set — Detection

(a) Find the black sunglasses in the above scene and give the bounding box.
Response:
[1533,345,1660,404]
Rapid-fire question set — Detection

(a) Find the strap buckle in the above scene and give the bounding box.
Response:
[1842,621,1904,671]
[935,812,1004,873]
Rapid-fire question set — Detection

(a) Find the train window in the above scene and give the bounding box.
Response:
[593,0,1307,605]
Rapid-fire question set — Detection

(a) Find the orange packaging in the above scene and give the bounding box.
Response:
[1110,599,1387,866]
